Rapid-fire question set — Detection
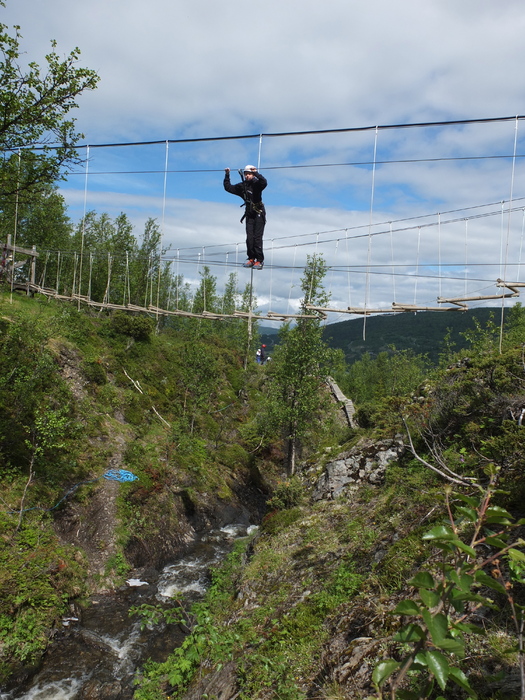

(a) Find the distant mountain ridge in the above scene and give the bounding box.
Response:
[322,307,503,364]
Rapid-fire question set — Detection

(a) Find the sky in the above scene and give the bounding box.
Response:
[4,0,525,323]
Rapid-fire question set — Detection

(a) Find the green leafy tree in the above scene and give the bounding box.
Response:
[175,341,220,436]
[192,266,218,315]
[265,254,333,474]
[373,477,525,700]
[0,3,99,199]
[504,301,525,347]
[0,161,73,247]
[0,174,73,290]
[0,317,77,485]
[216,272,252,352]
[343,348,429,406]
[129,218,173,310]
[72,212,137,303]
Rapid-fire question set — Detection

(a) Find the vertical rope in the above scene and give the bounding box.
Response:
[190,252,201,312]
[39,251,49,288]
[72,253,78,299]
[257,134,263,171]
[517,209,525,283]
[124,251,130,306]
[176,249,180,309]
[413,227,421,305]
[9,149,21,303]
[221,253,229,314]
[78,145,90,309]
[102,253,112,306]
[268,239,275,312]
[437,213,442,299]
[202,247,206,312]
[156,141,169,319]
[344,229,352,310]
[307,234,319,306]
[464,219,468,298]
[363,127,378,340]
[166,261,173,310]
[56,251,61,296]
[149,253,155,308]
[499,201,505,282]
[500,116,519,353]
[328,240,338,302]
[389,222,397,304]
[287,245,298,315]
[88,252,93,301]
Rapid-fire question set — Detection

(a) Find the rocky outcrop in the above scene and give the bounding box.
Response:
[326,376,358,428]
[181,661,238,700]
[312,435,405,500]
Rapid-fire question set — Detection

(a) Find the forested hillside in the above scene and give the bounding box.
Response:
[130,298,525,700]
[1,278,525,700]
[322,306,503,364]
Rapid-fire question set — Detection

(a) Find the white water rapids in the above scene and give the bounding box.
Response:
[1,523,257,700]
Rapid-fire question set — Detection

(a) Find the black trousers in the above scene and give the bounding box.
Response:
[245,213,266,262]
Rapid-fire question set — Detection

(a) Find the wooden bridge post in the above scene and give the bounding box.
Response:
[30,246,36,287]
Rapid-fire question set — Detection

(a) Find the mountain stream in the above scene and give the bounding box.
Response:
[1,523,256,700]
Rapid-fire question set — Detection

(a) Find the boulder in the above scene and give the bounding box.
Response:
[313,436,405,500]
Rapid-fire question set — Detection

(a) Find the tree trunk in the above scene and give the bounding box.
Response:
[287,436,296,476]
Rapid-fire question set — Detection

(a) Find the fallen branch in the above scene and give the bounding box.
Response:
[123,368,170,428]
[402,417,474,487]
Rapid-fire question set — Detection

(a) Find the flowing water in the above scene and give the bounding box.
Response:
[1,523,257,700]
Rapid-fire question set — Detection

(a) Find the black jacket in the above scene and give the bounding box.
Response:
[224,171,267,218]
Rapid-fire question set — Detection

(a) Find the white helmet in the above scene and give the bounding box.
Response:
[244,164,256,172]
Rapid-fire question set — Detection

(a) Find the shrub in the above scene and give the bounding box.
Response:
[110,312,154,341]
[267,476,305,511]
[81,359,107,385]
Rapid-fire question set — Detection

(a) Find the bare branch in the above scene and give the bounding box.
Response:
[402,417,474,487]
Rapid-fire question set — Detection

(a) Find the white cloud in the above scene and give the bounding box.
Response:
[6,0,525,137]
[6,0,525,320]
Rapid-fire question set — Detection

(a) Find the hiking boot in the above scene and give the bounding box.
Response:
[253,261,264,270]
[243,259,254,268]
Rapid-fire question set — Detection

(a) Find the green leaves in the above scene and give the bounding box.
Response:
[425,650,449,690]
[263,254,333,473]
[393,623,425,642]
[394,599,420,615]
[422,525,476,557]
[408,571,435,589]
[375,483,522,699]
[372,659,401,687]
[485,505,513,525]
[449,667,478,697]
[421,611,447,645]
[0,13,99,196]
[473,569,507,595]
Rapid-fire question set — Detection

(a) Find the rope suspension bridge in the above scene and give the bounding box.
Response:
[4,115,525,328]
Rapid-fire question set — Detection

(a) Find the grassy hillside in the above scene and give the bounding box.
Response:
[1,289,524,699]
[134,306,525,700]
[0,290,290,682]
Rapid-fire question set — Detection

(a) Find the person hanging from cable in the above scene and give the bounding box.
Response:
[224,165,267,269]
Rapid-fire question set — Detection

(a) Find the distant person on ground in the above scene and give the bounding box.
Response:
[224,165,267,270]
[255,344,267,365]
